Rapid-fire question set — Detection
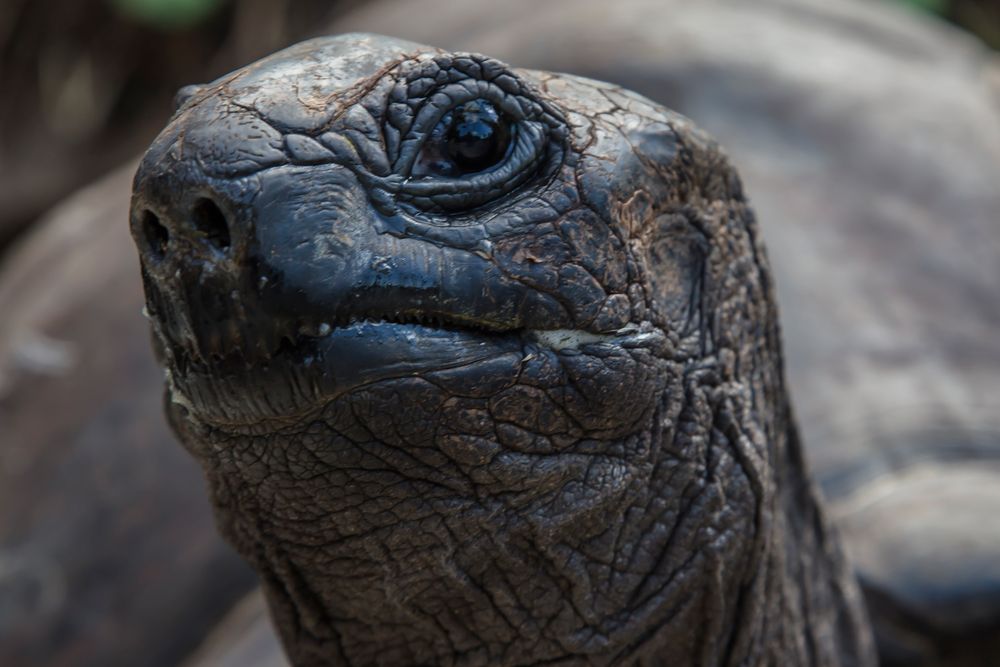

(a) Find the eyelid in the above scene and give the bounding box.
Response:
[380,59,567,214]
[397,121,547,212]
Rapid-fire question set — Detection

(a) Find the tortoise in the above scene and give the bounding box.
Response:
[2,1,998,665]
[127,27,999,667]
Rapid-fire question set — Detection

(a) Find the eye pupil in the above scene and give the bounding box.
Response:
[444,100,510,173]
[411,99,515,178]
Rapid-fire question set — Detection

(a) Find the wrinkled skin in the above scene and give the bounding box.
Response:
[129,34,875,666]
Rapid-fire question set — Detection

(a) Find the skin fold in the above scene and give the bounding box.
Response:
[129,34,876,666]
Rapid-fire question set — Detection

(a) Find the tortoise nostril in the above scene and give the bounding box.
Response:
[141,210,170,261]
[190,197,231,250]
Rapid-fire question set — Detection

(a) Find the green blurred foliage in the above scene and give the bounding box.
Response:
[108,0,226,29]
[903,0,948,14]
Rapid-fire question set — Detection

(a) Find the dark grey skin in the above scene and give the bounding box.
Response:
[130,34,876,666]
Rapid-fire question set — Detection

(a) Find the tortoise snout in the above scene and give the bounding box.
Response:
[129,169,267,363]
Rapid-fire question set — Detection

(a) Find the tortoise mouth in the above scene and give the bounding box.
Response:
[156,312,651,427]
[161,309,519,377]
[158,316,515,425]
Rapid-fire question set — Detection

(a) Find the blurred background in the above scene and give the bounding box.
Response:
[0,0,359,249]
[0,1,998,666]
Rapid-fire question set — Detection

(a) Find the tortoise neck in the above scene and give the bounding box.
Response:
[735,415,878,665]
[219,405,876,666]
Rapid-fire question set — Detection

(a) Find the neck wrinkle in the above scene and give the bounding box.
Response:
[768,414,877,667]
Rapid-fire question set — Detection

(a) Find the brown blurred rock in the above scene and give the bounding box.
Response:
[179,591,289,667]
[835,463,1000,666]
[0,164,257,667]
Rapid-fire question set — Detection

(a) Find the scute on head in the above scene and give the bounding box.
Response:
[177,34,437,129]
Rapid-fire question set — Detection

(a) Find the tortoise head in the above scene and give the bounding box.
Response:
[129,33,872,666]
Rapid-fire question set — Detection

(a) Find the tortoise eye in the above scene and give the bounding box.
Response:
[413,100,513,177]
[445,100,512,172]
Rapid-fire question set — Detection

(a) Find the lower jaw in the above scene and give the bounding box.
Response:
[163,320,660,427]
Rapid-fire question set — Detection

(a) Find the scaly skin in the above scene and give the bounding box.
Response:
[129,34,875,666]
